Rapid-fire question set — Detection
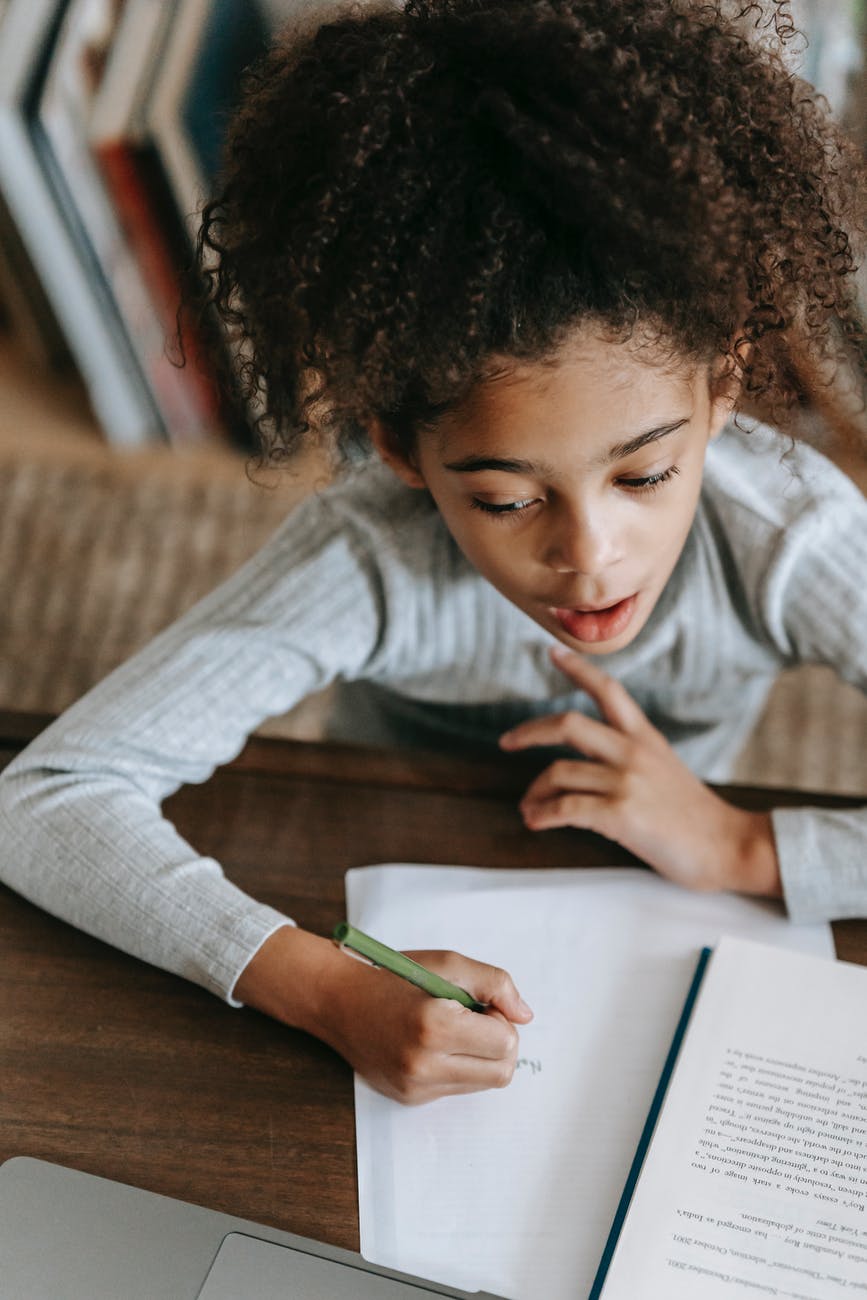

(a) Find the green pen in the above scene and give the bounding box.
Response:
[333,922,487,1012]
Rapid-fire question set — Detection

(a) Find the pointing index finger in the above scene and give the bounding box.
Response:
[550,644,650,735]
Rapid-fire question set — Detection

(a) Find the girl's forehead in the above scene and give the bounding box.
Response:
[441,335,703,441]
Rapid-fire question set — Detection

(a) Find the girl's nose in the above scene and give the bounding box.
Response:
[544,503,620,576]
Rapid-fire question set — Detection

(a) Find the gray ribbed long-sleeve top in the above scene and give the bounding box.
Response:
[0,423,865,1003]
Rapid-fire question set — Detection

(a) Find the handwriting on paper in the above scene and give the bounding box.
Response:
[515,1058,542,1076]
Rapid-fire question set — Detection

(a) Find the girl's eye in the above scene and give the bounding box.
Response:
[471,497,539,519]
[470,466,679,519]
[617,465,680,494]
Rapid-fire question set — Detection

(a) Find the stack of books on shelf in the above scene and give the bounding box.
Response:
[0,0,270,449]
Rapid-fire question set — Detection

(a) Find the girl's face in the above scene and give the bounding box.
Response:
[374,331,734,655]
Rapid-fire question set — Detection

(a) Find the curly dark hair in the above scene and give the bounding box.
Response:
[198,0,867,462]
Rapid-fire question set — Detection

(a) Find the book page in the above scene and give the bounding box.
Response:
[600,936,867,1299]
[347,866,833,1299]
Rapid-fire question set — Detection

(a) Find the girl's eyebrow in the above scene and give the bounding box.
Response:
[443,454,553,475]
[604,416,691,463]
[442,416,692,475]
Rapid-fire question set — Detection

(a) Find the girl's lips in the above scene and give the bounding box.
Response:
[550,594,637,644]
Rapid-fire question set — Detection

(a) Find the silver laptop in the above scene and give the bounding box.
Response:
[0,1157,503,1299]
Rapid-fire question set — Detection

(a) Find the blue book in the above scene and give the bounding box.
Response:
[145,0,269,245]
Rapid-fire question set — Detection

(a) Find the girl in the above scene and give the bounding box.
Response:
[1,0,866,1105]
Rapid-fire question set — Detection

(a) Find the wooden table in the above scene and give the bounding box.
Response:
[1,709,864,1252]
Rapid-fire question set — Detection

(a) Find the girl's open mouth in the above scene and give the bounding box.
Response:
[550,594,637,644]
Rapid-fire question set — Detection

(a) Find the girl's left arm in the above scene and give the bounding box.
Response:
[500,646,783,898]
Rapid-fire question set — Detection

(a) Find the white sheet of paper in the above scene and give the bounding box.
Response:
[347,866,834,1300]
[599,935,867,1299]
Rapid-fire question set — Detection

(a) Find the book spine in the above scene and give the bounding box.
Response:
[95,137,225,445]
[588,946,713,1300]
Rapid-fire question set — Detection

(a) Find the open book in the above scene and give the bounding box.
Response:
[593,935,867,1298]
[348,865,834,1299]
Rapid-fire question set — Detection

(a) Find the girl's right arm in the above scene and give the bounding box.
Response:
[235,926,533,1104]
[0,491,529,1099]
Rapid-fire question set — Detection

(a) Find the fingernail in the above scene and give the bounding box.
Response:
[499,731,515,748]
[518,996,534,1019]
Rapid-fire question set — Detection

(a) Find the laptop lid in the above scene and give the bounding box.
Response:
[0,1157,502,1300]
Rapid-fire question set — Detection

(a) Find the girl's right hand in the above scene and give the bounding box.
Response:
[234,926,533,1105]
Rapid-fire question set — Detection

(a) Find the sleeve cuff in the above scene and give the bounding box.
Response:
[772,804,867,923]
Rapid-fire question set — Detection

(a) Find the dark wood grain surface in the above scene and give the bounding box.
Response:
[0,710,864,1251]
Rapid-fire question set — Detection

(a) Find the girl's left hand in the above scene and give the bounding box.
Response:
[499,646,782,898]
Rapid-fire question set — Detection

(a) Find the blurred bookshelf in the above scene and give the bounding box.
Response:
[0,0,293,454]
[0,0,863,457]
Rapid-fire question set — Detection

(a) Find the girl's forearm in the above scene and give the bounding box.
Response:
[233,925,339,1035]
